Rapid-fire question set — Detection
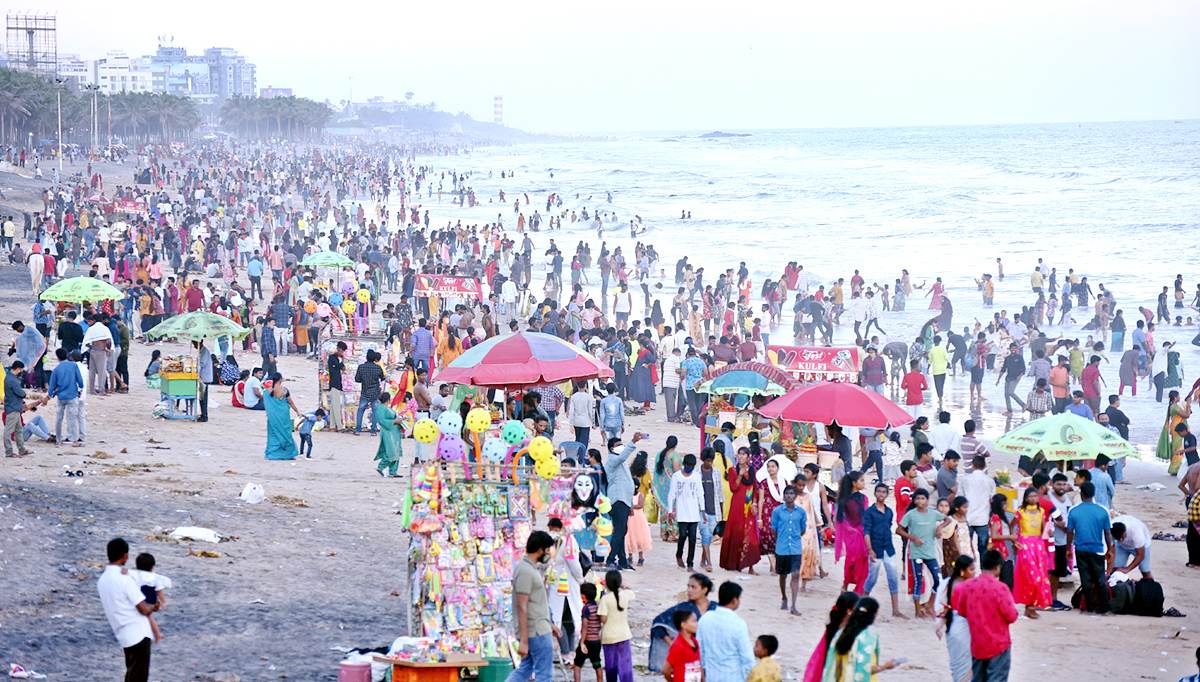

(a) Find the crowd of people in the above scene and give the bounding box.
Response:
[4,137,1197,682]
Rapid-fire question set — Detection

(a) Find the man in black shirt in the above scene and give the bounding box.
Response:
[57,311,84,353]
[997,343,1026,416]
[327,341,347,431]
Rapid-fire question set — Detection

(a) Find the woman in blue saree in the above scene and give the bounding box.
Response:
[264,373,301,460]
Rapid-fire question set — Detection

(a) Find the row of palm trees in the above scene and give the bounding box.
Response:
[219,95,331,141]
[0,67,332,148]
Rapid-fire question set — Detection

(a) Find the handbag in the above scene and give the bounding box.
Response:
[644,491,659,524]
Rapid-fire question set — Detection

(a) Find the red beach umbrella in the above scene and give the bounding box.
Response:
[756,382,915,429]
[434,331,614,389]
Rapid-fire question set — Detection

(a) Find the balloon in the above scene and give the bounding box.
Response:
[528,436,553,462]
[482,438,509,464]
[342,281,356,294]
[596,494,612,514]
[341,299,356,314]
[414,418,440,444]
[437,411,463,436]
[500,420,526,446]
[316,303,332,317]
[356,288,370,303]
[466,408,491,434]
[535,457,560,478]
[596,518,613,537]
[438,434,466,461]
[329,293,344,306]
[304,300,317,313]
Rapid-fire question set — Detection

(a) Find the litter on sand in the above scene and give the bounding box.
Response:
[169,526,221,543]
[240,483,266,504]
[8,664,47,679]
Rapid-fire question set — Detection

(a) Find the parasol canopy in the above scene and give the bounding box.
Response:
[756,381,915,429]
[699,361,801,396]
[299,251,354,268]
[992,413,1138,461]
[435,331,614,388]
[147,312,250,342]
[39,276,124,303]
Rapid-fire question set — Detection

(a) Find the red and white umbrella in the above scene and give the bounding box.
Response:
[435,332,613,389]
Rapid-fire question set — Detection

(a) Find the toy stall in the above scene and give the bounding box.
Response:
[696,361,802,452]
[317,335,407,431]
[384,408,606,676]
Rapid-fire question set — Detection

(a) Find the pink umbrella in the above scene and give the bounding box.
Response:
[756,382,915,429]
[435,332,613,389]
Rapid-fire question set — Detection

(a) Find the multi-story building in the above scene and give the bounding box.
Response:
[204,47,256,99]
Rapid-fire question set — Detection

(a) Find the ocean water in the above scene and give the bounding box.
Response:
[404,120,1200,454]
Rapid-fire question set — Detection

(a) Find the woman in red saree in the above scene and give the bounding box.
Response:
[719,447,761,574]
[834,471,870,594]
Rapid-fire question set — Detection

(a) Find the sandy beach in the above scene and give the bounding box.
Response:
[1,155,1198,682]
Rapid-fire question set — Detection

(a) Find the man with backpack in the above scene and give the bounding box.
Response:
[1111,515,1153,581]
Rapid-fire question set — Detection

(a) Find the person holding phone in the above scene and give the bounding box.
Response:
[604,431,646,571]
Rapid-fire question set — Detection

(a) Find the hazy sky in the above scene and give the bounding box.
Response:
[12,0,1200,133]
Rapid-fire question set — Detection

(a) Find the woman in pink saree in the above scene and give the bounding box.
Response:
[834,471,870,594]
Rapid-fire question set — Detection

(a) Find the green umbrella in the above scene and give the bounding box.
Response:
[39,276,124,303]
[299,251,354,268]
[147,312,251,342]
[992,412,1139,461]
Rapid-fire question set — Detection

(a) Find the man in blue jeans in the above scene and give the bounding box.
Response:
[506,531,560,682]
[862,482,905,619]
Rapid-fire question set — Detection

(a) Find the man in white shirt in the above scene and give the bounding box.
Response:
[97,538,159,682]
[430,383,450,419]
[927,411,959,462]
[959,455,997,558]
[667,453,706,570]
[566,381,595,451]
[662,346,684,423]
[1112,514,1153,581]
[244,367,265,410]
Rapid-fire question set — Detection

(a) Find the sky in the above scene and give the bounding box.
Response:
[8,0,1200,133]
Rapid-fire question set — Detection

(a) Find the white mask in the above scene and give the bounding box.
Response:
[572,475,595,504]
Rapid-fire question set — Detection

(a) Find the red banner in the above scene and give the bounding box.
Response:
[113,199,149,216]
[415,275,482,299]
[765,345,860,378]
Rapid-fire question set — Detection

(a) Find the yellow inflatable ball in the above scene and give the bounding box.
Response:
[535,457,560,479]
[356,288,370,303]
[414,418,440,444]
[341,299,356,314]
[466,408,491,434]
[304,300,317,314]
[528,436,554,462]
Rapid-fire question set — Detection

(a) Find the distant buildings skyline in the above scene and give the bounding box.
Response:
[3,24,268,103]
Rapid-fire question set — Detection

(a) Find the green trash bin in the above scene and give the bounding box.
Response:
[478,657,513,682]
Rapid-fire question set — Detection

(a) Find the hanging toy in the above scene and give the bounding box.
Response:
[329,293,344,306]
[341,299,357,314]
[500,420,526,446]
[535,456,560,479]
[483,437,509,464]
[527,436,554,462]
[414,418,440,444]
[356,288,371,303]
[595,494,612,514]
[466,408,491,433]
[437,411,463,436]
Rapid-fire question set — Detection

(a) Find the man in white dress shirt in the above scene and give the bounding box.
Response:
[97,538,159,682]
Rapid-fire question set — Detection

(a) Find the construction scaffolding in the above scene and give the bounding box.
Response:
[6,13,58,77]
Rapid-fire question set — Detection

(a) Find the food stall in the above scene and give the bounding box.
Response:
[764,345,861,383]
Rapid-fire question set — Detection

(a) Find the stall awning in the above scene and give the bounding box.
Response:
[416,275,482,299]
